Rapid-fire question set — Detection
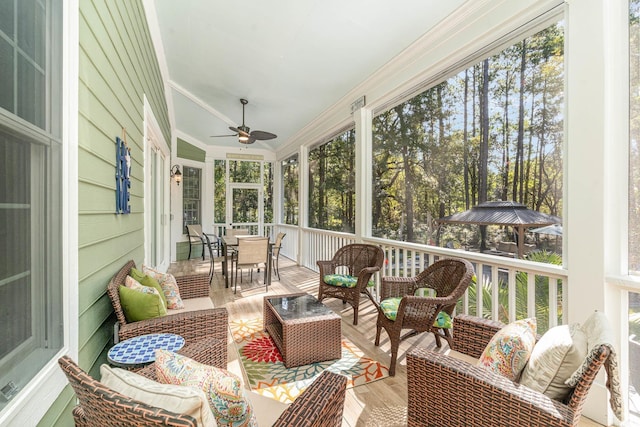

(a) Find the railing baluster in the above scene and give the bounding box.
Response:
[527,272,536,320]
[549,277,558,328]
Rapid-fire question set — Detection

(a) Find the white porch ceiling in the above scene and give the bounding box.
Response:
[150,0,467,151]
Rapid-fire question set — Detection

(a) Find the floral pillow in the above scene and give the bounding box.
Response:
[142,265,185,309]
[477,318,537,381]
[155,349,257,427]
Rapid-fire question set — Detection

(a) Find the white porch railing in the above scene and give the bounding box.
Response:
[289,227,568,334]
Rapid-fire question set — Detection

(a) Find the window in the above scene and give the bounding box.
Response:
[263,161,273,225]
[229,160,260,183]
[182,166,201,231]
[282,154,299,225]
[372,22,564,255]
[0,0,63,413]
[214,159,226,225]
[308,128,356,232]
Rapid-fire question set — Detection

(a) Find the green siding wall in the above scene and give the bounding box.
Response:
[177,137,206,162]
[40,1,170,425]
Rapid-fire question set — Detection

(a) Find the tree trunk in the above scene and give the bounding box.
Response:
[463,69,471,209]
[479,59,490,251]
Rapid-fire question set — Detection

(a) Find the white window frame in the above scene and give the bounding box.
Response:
[144,97,171,271]
[0,0,78,425]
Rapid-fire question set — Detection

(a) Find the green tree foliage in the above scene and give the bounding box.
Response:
[308,129,356,232]
[372,23,564,248]
[460,250,563,334]
[283,155,299,225]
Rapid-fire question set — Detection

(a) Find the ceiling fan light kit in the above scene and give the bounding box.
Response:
[211,98,277,145]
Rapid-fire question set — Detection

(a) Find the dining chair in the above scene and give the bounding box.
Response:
[233,237,270,294]
[271,232,286,280]
[186,225,220,260]
[225,228,250,237]
[202,234,224,283]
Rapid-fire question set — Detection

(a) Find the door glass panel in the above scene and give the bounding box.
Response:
[232,187,259,233]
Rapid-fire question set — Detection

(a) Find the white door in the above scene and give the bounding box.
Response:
[145,102,170,270]
[227,183,263,235]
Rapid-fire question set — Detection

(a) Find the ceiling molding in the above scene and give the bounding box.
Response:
[169,81,237,127]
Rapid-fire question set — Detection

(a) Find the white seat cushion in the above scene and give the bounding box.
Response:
[167,297,214,314]
[444,348,479,366]
[246,391,289,426]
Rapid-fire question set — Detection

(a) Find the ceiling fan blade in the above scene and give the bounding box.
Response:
[210,134,237,138]
[250,130,277,140]
[230,126,251,138]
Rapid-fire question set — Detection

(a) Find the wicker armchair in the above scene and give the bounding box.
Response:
[406,315,613,427]
[369,258,474,376]
[107,260,228,347]
[317,243,385,325]
[59,349,348,427]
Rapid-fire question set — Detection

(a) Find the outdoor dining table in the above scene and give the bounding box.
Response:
[221,235,273,289]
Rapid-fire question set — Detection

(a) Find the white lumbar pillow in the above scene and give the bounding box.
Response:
[100,364,216,427]
[519,323,588,400]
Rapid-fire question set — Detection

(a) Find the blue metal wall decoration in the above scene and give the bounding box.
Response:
[115,134,131,214]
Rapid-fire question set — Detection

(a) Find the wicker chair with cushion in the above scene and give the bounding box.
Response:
[368,258,474,376]
[317,243,385,325]
[406,314,620,427]
[107,260,228,349]
[59,350,348,427]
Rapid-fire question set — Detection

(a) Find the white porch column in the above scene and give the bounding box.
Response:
[202,155,215,235]
[566,0,624,424]
[354,107,373,242]
[298,145,309,265]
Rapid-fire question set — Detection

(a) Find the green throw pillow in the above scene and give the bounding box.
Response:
[118,285,167,322]
[379,296,452,328]
[131,268,167,309]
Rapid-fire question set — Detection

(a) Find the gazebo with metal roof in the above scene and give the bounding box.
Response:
[437,201,561,258]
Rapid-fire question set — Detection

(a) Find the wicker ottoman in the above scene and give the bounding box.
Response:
[264,293,342,368]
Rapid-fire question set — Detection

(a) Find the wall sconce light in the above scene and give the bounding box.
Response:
[170,165,182,185]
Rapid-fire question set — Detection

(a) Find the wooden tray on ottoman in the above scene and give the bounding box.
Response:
[264,293,342,368]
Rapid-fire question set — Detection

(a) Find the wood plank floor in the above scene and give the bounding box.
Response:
[169,256,602,427]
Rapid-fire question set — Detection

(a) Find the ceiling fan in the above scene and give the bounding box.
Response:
[210,98,277,144]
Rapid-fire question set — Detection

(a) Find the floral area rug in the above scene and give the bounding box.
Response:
[230,318,389,403]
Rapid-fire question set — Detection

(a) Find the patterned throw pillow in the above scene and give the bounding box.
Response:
[155,349,257,427]
[378,297,452,328]
[477,318,537,381]
[125,275,160,297]
[130,268,168,309]
[142,265,185,309]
